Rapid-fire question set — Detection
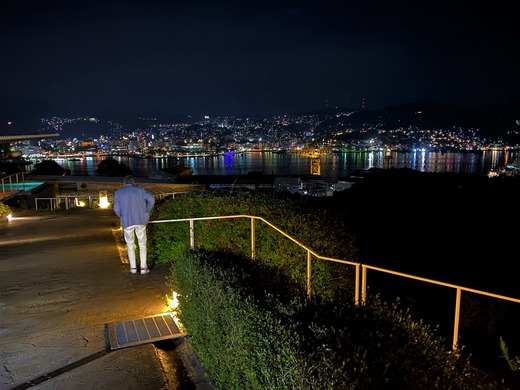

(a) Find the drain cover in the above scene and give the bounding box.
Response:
[107,313,185,350]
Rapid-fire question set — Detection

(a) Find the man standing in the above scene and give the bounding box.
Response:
[114,175,155,274]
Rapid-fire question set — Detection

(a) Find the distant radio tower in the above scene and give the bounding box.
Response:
[362,97,366,110]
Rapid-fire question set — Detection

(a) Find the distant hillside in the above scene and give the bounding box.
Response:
[0,96,60,135]
[304,101,520,141]
[1,96,519,142]
[0,96,195,138]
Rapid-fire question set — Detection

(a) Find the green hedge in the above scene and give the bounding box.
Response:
[0,202,12,219]
[150,190,502,388]
[167,248,497,389]
[150,190,359,300]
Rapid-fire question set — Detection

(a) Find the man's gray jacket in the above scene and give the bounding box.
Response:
[114,184,155,229]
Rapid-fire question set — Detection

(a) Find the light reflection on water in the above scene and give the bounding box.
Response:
[41,150,517,180]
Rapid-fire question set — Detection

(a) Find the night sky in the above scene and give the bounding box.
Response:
[1,0,518,119]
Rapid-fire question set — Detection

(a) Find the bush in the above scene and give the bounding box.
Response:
[95,157,132,176]
[168,248,498,389]
[32,160,67,175]
[153,190,509,388]
[0,162,21,175]
[150,190,359,299]
[0,202,12,218]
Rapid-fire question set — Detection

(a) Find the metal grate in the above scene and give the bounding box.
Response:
[106,313,185,350]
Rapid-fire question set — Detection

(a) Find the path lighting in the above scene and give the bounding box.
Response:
[74,198,87,207]
[164,291,179,312]
[99,190,110,209]
[7,213,13,221]
[164,291,185,332]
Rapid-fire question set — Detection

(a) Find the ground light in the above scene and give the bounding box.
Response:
[74,198,87,207]
[164,291,179,312]
[164,291,185,332]
[99,190,110,209]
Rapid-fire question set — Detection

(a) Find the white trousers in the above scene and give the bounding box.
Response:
[123,224,148,270]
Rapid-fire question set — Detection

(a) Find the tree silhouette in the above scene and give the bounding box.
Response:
[32,160,67,175]
[95,157,132,177]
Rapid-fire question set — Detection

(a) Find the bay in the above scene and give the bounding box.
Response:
[47,149,518,180]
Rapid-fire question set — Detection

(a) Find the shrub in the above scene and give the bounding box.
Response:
[32,160,67,175]
[95,157,132,176]
[153,190,508,388]
[0,202,12,218]
[150,190,359,299]
[168,248,498,389]
[500,337,520,372]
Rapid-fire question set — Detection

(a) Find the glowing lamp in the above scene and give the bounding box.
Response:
[165,291,179,312]
[99,190,110,209]
[74,198,87,207]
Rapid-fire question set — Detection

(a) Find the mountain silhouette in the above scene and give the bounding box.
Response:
[1,96,519,143]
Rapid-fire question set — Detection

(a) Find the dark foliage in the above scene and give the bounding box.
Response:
[0,162,23,175]
[169,248,501,389]
[95,156,132,176]
[31,160,67,175]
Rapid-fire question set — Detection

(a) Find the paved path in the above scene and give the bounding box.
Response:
[0,207,213,389]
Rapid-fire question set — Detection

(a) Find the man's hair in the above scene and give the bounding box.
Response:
[123,175,135,185]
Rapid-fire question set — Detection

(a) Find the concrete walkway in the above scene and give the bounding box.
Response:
[0,207,213,389]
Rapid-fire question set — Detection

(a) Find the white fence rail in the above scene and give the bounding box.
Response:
[34,191,185,210]
[1,172,25,198]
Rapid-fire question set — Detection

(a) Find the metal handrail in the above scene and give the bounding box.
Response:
[1,172,25,198]
[150,214,520,351]
[361,265,519,350]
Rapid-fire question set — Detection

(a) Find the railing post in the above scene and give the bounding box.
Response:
[250,217,256,260]
[189,219,195,249]
[452,288,462,350]
[307,250,312,296]
[354,264,360,306]
[361,265,368,304]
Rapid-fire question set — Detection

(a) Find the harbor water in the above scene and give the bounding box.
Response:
[46,149,518,180]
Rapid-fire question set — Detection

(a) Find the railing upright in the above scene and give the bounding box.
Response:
[306,250,312,296]
[361,266,368,304]
[453,288,462,350]
[189,219,195,249]
[250,217,256,260]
